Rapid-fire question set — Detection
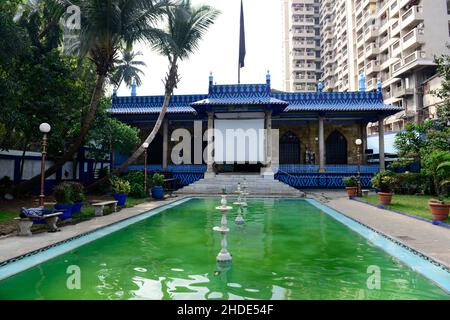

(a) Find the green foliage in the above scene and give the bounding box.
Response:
[69,182,85,203]
[390,172,427,195]
[124,171,149,198]
[152,173,165,187]
[110,177,131,195]
[371,171,396,193]
[0,176,13,197]
[111,50,147,88]
[342,176,357,187]
[53,182,73,204]
[85,100,140,161]
[421,151,450,196]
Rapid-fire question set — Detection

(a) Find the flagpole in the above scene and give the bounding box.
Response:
[238,64,240,84]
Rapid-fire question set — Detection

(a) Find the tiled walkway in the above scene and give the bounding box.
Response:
[0,197,184,263]
[308,190,450,269]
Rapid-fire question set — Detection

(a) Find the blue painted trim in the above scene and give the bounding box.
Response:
[305,198,450,293]
[0,197,192,281]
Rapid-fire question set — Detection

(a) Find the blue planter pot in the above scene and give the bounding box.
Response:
[54,204,73,220]
[72,202,83,214]
[151,186,164,200]
[114,193,127,206]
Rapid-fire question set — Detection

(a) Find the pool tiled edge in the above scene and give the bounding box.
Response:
[0,197,192,281]
[305,198,450,294]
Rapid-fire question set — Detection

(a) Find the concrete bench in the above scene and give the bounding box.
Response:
[362,189,370,196]
[92,201,118,217]
[15,212,64,236]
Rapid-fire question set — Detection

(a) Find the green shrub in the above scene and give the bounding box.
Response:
[124,171,149,198]
[371,171,396,193]
[110,176,131,194]
[152,173,164,187]
[390,172,427,195]
[69,182,85,203]
[53,182,73,204]
[421,150,450,196]
[342,176,357,187]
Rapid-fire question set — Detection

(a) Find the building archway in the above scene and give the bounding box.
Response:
[147,133,163,164]
[279,131,301,164]
[326,130,347,164]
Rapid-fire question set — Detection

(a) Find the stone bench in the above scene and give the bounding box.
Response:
[92,201,118,217]
[15,212,64,236]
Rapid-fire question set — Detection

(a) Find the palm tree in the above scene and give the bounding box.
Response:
[16,0,170,192]
[111,0,220,176]
[111,50,147,89]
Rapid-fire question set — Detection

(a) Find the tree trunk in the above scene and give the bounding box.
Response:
[14,74,106,194]
[87,58,179,191]
[19,140,29,181]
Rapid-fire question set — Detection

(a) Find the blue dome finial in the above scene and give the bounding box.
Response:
[317,80,324,92]
[131,78,137,97]
[377,79,382,92]
[359,71,366,92]
[266,70,271,84]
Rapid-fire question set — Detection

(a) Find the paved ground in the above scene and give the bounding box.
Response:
[307,190,450,269]
[0,196,184,263]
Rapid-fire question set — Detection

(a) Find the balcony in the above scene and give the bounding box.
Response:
[390,0,399,17]
[323,19,334,30]
[379,36,398,53]
[391,19,401,37]
[391,39,402,58]
[402,27,425,52]
[293,63,317,71]
[366,60,380,75]
[323,31,333,42]
[367,77,378,90]
[392,85,414,98]
[293,40,316,49]
[356,33,364,48]
[292,51,316,60]
[364,25,378,42]
[365,42,379,58]
[292,18,316,26]
[401,6,424,30]
[392,50,434,77]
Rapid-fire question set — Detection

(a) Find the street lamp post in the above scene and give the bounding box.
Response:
[355,138,362,197]
[143,142,149,195]
[39,123,51,207]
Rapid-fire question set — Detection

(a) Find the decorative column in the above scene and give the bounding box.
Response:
[361,122,368,165]
[162,119,168,171]
[378,115,386,171]
[205,112,216,179]
[261,110,274,179]
[318,117,326,173]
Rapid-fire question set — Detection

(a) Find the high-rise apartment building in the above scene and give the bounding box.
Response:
[282,0,450,132]
[282,0,322,92]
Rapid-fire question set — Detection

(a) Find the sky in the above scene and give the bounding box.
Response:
[116,0,283,96]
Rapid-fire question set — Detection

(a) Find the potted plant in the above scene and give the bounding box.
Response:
[53,182,74,220]
[151,173,165,200]
[428,160,450,221]
[110,177,131,206]
[342,176,357,198]
[70,182,85,214]
[371,171,396,205]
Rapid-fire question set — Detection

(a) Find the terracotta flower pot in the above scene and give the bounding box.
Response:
[428,200,450,221]
[378,192,393,205]
[345,187,357,198]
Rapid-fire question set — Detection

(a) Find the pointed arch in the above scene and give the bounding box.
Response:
[279,131,301,164]
[326,130,347,164]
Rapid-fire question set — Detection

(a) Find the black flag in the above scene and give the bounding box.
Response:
[238,0,246,82]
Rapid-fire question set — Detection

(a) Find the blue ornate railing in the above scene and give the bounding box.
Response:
[123,164,378,189]
[274,164,378,189]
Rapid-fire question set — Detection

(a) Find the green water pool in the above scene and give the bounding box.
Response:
[0,198,448,300]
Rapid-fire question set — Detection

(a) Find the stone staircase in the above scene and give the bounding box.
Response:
[175,174,305,197]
